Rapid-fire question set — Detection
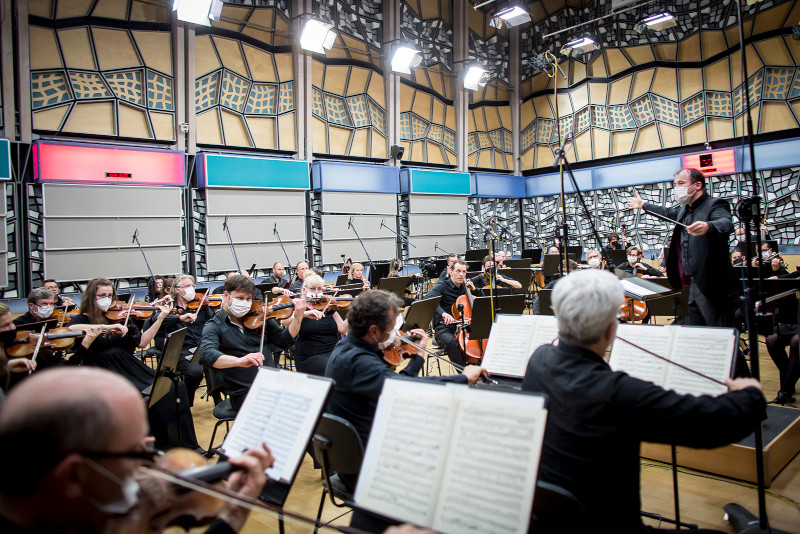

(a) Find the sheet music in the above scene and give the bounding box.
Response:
[480,315,558,378]
[664,326,734,397]
[619,278,658,297]
[609,324,672,386]
[433,388,546,534]
[356,379,457,527]
[221,369,332,483]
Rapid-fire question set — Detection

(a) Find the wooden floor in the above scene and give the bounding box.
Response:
[173,328,800,534]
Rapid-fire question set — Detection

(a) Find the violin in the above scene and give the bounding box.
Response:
[243,294,355,330]
[4,327,86,359]
[186,292,223,311]
[104,301,180,322]
[451,285,488,365]
[52,306,81,325]
[382,330,423,369]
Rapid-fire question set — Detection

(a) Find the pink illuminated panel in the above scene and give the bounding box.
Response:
[33,141,184,186]
[681,149,736,177]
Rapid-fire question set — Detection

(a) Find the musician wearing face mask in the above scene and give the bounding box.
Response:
[10,288,68,370]
[627,168,738,329]
[585,249,604,269]
[198,274,305,412]
[42,279,75,308]
[471,255,521,289]
[0,304,37,400]
[618,246,662,278]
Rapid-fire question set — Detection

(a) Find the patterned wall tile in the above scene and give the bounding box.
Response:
[315,0,382,49]
[147,71,173,110]
[368,99,385,133]
[591,105,609,129]
[324,94,350,126]
[443,128,456,153]
[411,114,429,139]
[346,94,369,127]
[706,92,732,117]
[575,108,591,133]
[32,71,73,109]
[245,83,277,114]
[536,118,554,144]
[427,123,444,144]
[629,96,654,126]
[195,71,220,112]
[104,70,144,106]
[69,71,112,100]
[521,123,536,152]
[651,95,680,126]
[681,93,705,125]
[764,67,794,100]
[400,0,453,70]
[220,71,251,113]
[468,133,478,154]
[312,87,325,119]
[558,116,574,138]
[399,112,410,139]
[278,82,294,113]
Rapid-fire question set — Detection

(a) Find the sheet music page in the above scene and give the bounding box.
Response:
[432,387,547,534]
[664,326,735,397]
[609,324,673,386]
[220,369,332,483]
[355,379,457,528]
[480,315,537,377]
[619,278,658,297]
[529,315,559,350]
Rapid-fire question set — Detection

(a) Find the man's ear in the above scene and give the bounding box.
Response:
[52,454,87,499]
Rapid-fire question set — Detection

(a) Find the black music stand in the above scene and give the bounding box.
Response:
[370,262,391,281]
[465,248,489,261]
[116,293,132,303]
[480,286,515,296]
[434,259,449,274]
[606,249,627,266]
[542,254,577,277]
[537,289,554,316]
[377,276,412,300]
[499,268,533,293]
[327,284,364,296]
[466,260,483,272]
[566,245,582,258]
[147,327,187,447]
[504,259,532,269]
[335,274,350,286]
[402,296,442,331]
[257,282,278,295]
[522,248,543,264]
[468,295,526,340]
[645,288,689,319]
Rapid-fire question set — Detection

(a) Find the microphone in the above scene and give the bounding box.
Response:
[552,132,572,167]
[131,229,138,244]
[380,218,385,229]
[435,241,439,251]
[223,215,229,230]
[347,217,353,229]
[273,222,277,236]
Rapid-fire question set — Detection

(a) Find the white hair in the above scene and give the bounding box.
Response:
[552,269,624,347]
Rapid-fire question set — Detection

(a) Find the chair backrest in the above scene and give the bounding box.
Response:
[202,365,227,404]
[312,413,364,476]
[529,480,587,533]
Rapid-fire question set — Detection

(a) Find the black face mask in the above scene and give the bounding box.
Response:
[0,328,17,345]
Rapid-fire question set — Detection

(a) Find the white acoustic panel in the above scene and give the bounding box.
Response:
[206,189,306,216]
[44,218,181,250]
[44,246,182,281]
[206,215,306,244]
[321,191,397,215]
[0,252,7,288]
[321,215,395,240]
[408,214,466,237]
[320,238,397,265]
[43,184,182,217]
[408,236,467,259]
[409,194,466,214]
[206,242,307,273]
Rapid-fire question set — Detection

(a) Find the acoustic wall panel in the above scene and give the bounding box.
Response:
[206,243,307,273]
[0,186,7,286]
[408,214,466,236]
[321,215,395,240]
[407,193,467,259]
[409,194,466,214]
[205,189,306,216]
[40,184,183,281]
[408,236,465,259]
[321,191,397,215]
[320,239,397,266]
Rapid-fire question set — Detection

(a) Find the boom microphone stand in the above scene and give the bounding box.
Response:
[132,229,157,301]
[347,217,375,286]
[273,223,293,287]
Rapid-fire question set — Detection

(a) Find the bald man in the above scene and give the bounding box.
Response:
[0,367,272,533]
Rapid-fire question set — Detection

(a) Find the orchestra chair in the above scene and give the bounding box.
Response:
[528,480,587,533]
[312,414,365,533]
[202,366,236,458]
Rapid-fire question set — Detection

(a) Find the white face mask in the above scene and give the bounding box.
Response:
[627,255,638,265]
[588,257,601,268]
[96,297,112,312]
[83,457,140,515]
[378,315,404,350]
[762,251,771,260]
[228,297,251,318]
[673,185,694,205]
[181,287,196,301]
[35,304,54,319]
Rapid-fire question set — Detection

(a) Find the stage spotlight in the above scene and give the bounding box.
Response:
[560,36,600,56]
[490,5,531,29]
[464,66,489,91]
[640,12,677,31]
[300,19,337,55]
[391,46,422,74]
[172,0,222,27]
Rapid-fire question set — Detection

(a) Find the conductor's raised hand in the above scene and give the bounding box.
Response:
[238,352,264,367]
[462,365,490,385]
[626,190,645,210]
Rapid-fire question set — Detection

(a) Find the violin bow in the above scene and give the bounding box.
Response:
[58,303,70,328]
[30,324,47,374]
[615,335,726,387]
[393,332,499,385]
[123,298,136,329]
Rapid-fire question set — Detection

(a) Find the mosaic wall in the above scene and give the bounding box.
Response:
[194,33,295,150]
[467,197,522,257]
[28,0,170,22]
[210,2,291,47]
[312,0,383,66]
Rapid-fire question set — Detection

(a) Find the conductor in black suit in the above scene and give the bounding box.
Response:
[626,168,737,327]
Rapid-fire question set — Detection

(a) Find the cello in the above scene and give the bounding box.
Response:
[451,284,488,365]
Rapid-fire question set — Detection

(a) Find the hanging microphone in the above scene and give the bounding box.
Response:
[223,215,229,230]
[552,132,572,167]
[435,241,439,251]
[347,217,353,229]
[131,229,138,244]
[380,218,385,229]
[273,222,277,236]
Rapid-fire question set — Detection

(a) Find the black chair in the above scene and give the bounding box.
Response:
[311,414,365,533]
[529,480,587,533]
[202,366,236,458]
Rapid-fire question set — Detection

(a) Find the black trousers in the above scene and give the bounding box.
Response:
[177,357,203,406]
[766,332,799,395]
[434,323,466,367]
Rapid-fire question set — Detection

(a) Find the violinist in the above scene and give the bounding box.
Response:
[67,278,201,451]
[267,261,290,293]
[0,304,36,399]
[213,271,264,302]
[324,290,488,490]
[585,249,604,269]
[347,262,371,290]
[143,274,211,404]
[151,275,168,301]
[472,255,521,289]
[425,259,482,366]
[521,269,765,533]
[286,274,348,376]
[0,366,273,534]
[618,246,662,278]
[198,274,305,412]
[287,260,310,294]
[11,288,68,369]
[43,279,75,308]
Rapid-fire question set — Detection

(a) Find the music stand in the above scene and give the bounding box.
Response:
[606,249,627,266]
[542,254,578,277]
[377,276,412,300]
[499,268,533,292]
[335,274,350,286]
[645,288,689,318]
[566,245,582,258]
[465,249,489,261]
[402,296,442,331]
[468,295,526,340]
[504,259,532,269]
[328,284,364,297]
[467,260,483,272]
[116,293,131,303]
[537,290,554,315]
[256,282,277,296]
[480,286,515,296]
[370,262,391,281]
[148,327,187,447]
[434,259,449,274]
[522,248,543,264]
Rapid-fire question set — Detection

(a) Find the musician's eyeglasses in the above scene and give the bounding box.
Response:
[81,443,161,462]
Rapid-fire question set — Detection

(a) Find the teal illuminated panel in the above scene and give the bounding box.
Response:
[0,139,10,180]
[199,153,310,189]
[403,169,471,195]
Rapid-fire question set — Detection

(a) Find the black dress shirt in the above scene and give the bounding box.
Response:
[522,342,765,533]
[325,333,468,446]
[425,278,482,330]
[618,261,663,278]
[198,309,293,410]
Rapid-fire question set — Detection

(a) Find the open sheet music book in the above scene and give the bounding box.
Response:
[609,324,736,397]
[355,379,547,534]
[220,368,333,484]
[479,315,559,377]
